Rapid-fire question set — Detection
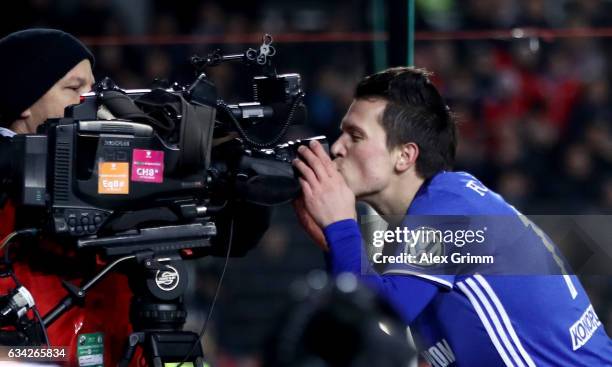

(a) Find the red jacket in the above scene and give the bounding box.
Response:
[0,202,143,366]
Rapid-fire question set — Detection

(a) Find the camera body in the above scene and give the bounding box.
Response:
[3,43,325,257]
[20,117,208,237]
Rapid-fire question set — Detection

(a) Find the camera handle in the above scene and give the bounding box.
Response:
[42,254,136,327]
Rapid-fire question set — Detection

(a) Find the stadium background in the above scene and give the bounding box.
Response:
[2,0,611,365]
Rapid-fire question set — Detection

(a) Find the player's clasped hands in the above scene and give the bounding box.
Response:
[292,140,356,229]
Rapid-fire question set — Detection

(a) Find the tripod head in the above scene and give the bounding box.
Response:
[31,242,208,367]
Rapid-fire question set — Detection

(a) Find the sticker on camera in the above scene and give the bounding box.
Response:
[98,162,129,194]
[131,149,164,183]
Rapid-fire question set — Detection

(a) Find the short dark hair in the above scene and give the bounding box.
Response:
[354,66,457,179]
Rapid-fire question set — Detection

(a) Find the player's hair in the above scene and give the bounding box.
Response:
[354,66,457,179]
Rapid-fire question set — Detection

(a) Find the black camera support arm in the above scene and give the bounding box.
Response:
[42,253,136,327]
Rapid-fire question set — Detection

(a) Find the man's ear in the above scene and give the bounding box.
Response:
[8,109,33,134]
[19,109,32,119]
[395,142,419,173]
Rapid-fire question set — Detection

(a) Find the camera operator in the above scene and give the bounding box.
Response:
[0,28,136,365]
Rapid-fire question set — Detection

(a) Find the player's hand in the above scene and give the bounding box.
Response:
[292,140,356,228]
[292,196,328,251]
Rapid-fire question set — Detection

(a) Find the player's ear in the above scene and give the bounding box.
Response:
[395,142,418,173]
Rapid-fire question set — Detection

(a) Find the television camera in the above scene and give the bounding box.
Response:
[0,34,326,366]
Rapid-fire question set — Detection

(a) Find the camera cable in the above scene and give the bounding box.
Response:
[218,93,304,148]
[176,217,234,367]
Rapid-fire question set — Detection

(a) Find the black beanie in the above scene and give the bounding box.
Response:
[0,28,95,126]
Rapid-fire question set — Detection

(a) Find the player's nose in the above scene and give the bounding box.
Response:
[331,137,346,158]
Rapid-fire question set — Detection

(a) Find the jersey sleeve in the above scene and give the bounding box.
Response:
[323,219,439,323]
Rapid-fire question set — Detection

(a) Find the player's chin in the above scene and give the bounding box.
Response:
[344,180,361,196]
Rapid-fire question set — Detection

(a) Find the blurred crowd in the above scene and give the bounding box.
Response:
[2,0,612,365]
[415,0,612,215]
[3,1,611,213]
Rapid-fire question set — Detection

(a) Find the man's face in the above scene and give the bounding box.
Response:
[331,98,397,199]
[13,59,94,133]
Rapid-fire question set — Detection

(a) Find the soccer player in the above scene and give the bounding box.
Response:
[292,67,612,366]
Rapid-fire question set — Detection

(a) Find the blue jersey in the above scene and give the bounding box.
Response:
[324,171,612,366]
